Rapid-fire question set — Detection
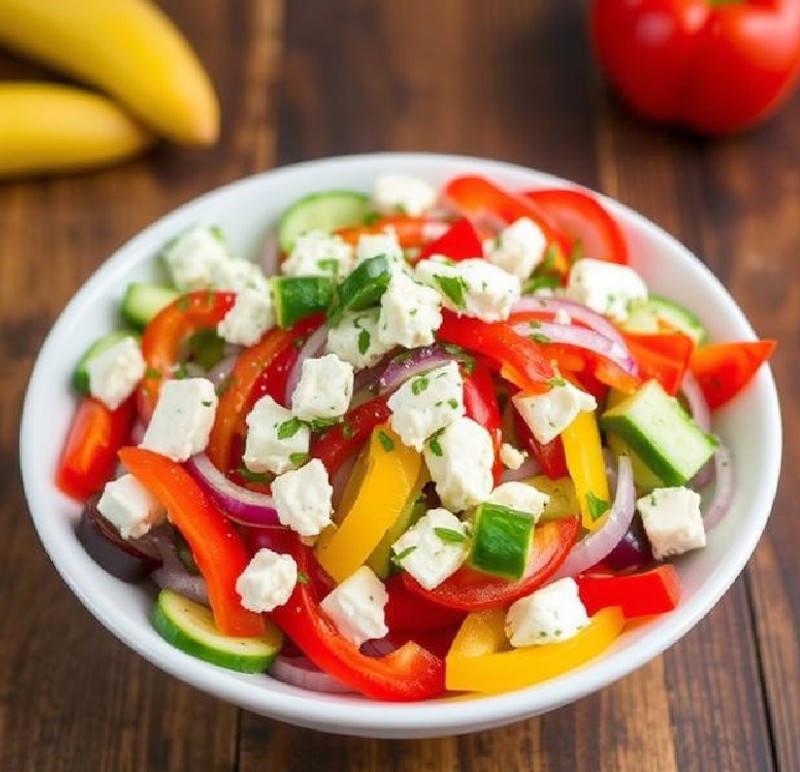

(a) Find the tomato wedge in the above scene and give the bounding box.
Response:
[384,575,466,633]
[416,217,483,262]
[577,566,681,618]
[402,516,580,610]
[523,188,628,264]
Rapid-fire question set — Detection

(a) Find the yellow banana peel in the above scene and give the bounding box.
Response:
[0,83,153,178]
[0,0,219,146]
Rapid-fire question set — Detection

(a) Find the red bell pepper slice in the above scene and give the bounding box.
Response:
[624,332,694,396]
[137,291,236,422]
[384,575,466,633]
[56,397,136,501]
[576,565,681,618]
[402,516,580,610]
[591,0,800,134]
[416,217,484,262]
[689,339,776,410]
[119,447,265,638]
[310,394,392,476]
[512,402,568,479]
[523,188,628,265]
[437,310,553,394]
[267,532,446,701]
[462,361,503,484]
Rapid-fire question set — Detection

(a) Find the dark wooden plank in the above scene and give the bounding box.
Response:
[0,1,285,769]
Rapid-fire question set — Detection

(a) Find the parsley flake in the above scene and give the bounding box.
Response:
[277,417,303,439]
[296,570,310,585]
[377,430,395,452]
[434,527,467,544]
[548,376,566,387]
[290,452,309,465]
[411,375,430,396]
[428,428,445,457]
[586,491,611,522]
[433,274,469,309]
[392,545,417,564]
[342,422,355,440]
[531,333,551,345]
[358,327,371,355]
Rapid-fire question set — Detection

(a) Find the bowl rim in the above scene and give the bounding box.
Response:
[19,151,782,734]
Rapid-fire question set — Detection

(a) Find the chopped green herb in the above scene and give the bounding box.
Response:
[277,417,304,439]
[522,273,561,294]
[586,491,611,522]
[290,452,309,465]
[342,422,355,440]
[377,430,395,452]
[296,570,310,585]
[201,400,213,407]
[392,545,417,563]
[317,258,340,274]
[531,333,551,345]
[358,328,371,355]
[308,416,339,431]
[173,362,190,379]
[209,224,226,243]
[547,376,566,387]
[447,398,459,409]
[411,375,430,396]
[433,274,469,309]
[236,466,272,484]
[428,428,445,457]
[434,527,467,544]
[145,367,162,380]
[529,320,542,329]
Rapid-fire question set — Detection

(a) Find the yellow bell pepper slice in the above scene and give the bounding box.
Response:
[561,409,610,530]
[527,475,579,520]
[315,425,422,583]
[445,606,624,694]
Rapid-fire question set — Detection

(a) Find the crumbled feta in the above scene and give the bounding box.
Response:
[210,258,270,294]
[97,473,165,539]
[326,309,393,370]
[637,486,706,560]
[291,354,354,422]
[355,229,404,264]
[281,230,354,278]
[378,271,442,349]
[513,382,597,445]
[487,482,549,522]
[416,257,521,322]
[486,217,548,279]
[87,336,145,410]
[423,417,494,511]
[162,225,230,291]
[236,548,298,613]
[500,443,527,471]
[242,394,310,475]
[271,458,333,536]
[217,288,275,346]
[387,361,465,451]
[505,577,589,647]
[565,258,648,322]
[391,508,469,590]
[374,173,438,217]
[319,566,388,646]
[140,378,218,462]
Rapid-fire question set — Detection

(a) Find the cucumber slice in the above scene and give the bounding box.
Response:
[468,503,535,579]
[624,295,707,345]
[278,190,372,253]
[272,276,334,328]
[121,282,179,329]
[606,434,664,491]
[326,255,393,327]
[600,380,717,486]
[72,331,139,394]
[151,589,282,673]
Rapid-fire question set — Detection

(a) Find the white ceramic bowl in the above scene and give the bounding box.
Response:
[20,153,781,738]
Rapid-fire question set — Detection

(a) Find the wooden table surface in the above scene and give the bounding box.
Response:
[0,1,796,770]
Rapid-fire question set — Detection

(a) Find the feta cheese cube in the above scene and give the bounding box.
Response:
[319,566,388,646]
[500,443,527,471]
[162,225,230,292]
[391,508,469,590]
[271,458,333,536]
[236,548,298,613]
[355,229,404,265]
[378,271,442,349]
[242,394,310,475]
[416,257,521,322]
[505,577,589,647]
[217,288,275,346]
[374,173,438,217]
[423,417,494,511]
[291,354,354,422]
[513,382,597,445]
[565,258,648,322]
[326,309,393,370]
[636,486,705,560]
[281,230,353,278]
[387,361,465,451]
[487,482,549,522]
[87,336,145,410]
[210,258,270,294]
[486,217,547,279]
[97,474,165,539]
[140,378,218,462]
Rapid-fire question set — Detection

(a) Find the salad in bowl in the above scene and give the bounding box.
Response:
[52,168,775,704]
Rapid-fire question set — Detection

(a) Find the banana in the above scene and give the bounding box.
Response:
[0,0,219,146]
[0,83,154,178]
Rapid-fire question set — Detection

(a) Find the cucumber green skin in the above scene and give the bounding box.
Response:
[624,295,708,345]
[368,497,426,580]
[326,255,392,327]
[152,590,281,674]
[278,190,372,253]
[72,331,139,395]
[600,381,717,486]
[468,504,534,580]
[272,276,334,328]
[121,283,179,329]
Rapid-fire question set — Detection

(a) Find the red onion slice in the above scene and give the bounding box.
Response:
[331,450,358,510]
[207,354,239,390]
[702,440,734,531]
[377,345,457,395]
[260,230,280,277]
[500,456,542,483]
[511,321,637,377]
[269,654,355,694]
[550,454,635,581]
[148,529,209,606]
[285,326,328,405]
[185,453,280,527]
[681,371,711,433]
